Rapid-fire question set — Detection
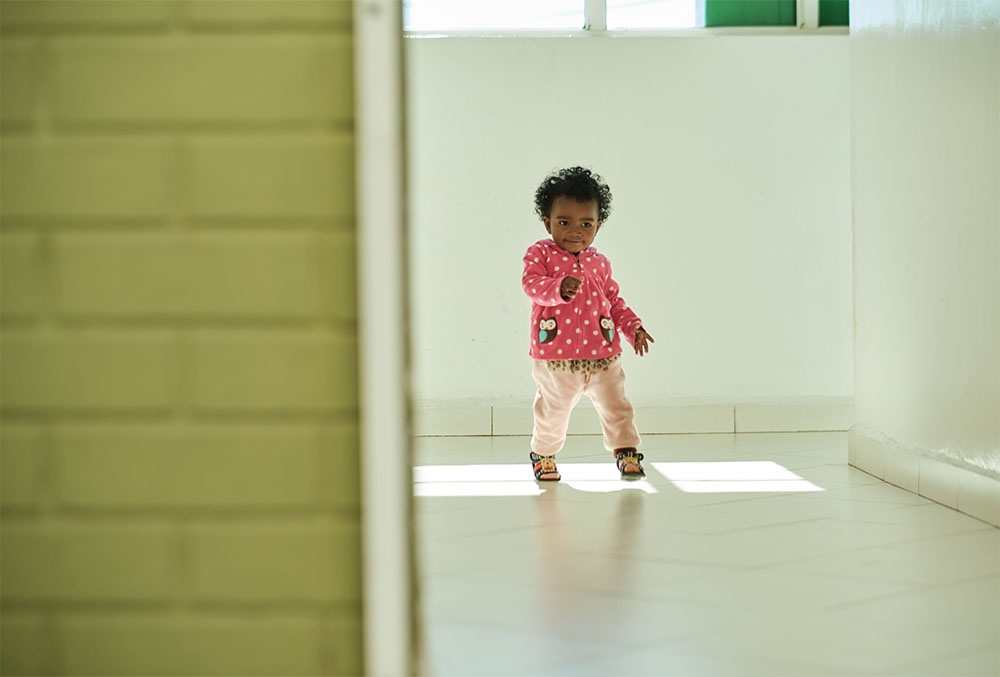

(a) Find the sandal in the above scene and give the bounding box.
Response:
[615,448,645,479]
[530,452,561,481]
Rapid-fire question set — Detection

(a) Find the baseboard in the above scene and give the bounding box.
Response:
[492,404,740,436]
[849,426,1000,528]
[413,399,855,437]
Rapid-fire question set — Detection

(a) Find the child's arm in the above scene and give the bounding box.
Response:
[605,262,653,355]
[522,247,575,307]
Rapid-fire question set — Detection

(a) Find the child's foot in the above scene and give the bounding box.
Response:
[530,452,561,481]
[614,448,645,479]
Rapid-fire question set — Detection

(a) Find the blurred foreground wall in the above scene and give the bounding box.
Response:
[849,0,999,524]
[0,1,363,674]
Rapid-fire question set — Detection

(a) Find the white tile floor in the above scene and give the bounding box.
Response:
[414,433,1000,677]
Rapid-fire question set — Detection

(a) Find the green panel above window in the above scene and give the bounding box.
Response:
[819,0,849,26]
[705,0,796,27]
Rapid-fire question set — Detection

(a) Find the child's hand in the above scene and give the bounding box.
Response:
[634,326,654,356]
[560,276,583,300]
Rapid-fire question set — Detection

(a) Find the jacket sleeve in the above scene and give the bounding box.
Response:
[605,261,642,348]
[522,247,570,307]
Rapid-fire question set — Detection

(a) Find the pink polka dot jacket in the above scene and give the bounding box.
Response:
[522,238,643,360]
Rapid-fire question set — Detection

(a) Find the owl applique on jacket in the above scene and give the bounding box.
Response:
[522,238,642,360]
[538,317,558,344]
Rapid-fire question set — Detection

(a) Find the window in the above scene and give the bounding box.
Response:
[402,0,847,31]
[402,0,585,31]
[607,0,699,29]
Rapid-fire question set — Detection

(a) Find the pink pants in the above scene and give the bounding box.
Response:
[530,358,641,456]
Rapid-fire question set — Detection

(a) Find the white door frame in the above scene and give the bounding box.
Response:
[354,1,412,675]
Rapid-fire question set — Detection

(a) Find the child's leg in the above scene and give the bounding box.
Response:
[584,360,641,452]
[530,360,584,456]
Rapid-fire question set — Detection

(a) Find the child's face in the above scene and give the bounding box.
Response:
[543,196,602,254]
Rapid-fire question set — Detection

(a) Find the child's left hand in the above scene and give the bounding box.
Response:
[634,326,654,356]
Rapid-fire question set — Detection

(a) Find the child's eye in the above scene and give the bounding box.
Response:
[582,222,592,228]
[558,220,569,226]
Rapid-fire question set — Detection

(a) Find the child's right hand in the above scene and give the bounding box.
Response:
[560,276,583,300]
[634,326,654,356]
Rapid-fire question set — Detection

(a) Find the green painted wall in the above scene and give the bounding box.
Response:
[820,0,849,27]
[705,0,848,27]
[705,0,797,27]
[0,1,363,674]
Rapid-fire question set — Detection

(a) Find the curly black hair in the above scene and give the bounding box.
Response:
[534,166,612,224]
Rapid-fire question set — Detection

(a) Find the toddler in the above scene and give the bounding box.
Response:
[522,167,653,482]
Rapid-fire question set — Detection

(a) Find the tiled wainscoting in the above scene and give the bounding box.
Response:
[414,400,856,437]
[849,427,1000,528]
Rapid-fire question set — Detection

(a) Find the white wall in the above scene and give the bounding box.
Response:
[850,0,1000,489]
[406,35,852,407]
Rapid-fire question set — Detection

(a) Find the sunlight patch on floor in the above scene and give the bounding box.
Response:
[414,463,656,495]
[652,461,825,493]
[414,480,543,497]
[413,460,822,496]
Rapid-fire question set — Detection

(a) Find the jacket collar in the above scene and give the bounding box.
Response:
[536,238,596,257]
